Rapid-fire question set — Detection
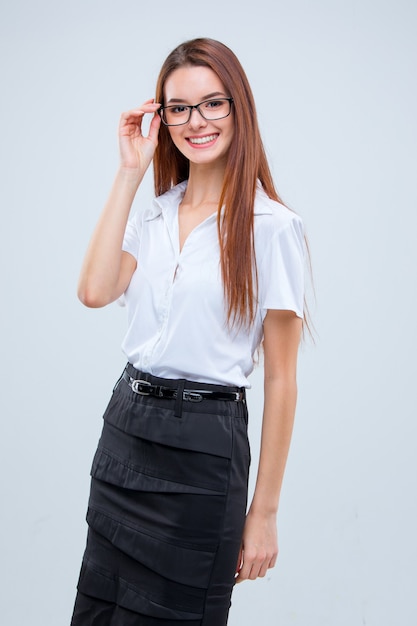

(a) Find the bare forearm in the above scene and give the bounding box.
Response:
[249,378,297,515]
[77,168,142,307]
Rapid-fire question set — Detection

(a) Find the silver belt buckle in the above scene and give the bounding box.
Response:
[183,391,203,403]
[131,379,152,395]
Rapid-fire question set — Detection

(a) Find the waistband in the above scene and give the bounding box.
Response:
[122,363,246,403]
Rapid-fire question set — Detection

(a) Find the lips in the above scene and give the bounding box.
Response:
[187,133,219,145]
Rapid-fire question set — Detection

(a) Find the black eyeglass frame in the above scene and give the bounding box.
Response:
[158,97,234,127]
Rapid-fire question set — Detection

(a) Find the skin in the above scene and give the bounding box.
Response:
[164,66,236,251]
[78,65,303,583]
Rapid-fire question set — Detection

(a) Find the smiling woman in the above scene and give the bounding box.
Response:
[71,37,307,626]
[159,66,235,169]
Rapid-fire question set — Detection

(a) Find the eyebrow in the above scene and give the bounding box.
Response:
[166,91,227,104]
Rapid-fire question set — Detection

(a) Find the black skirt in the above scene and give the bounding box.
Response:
[71,364,250,625]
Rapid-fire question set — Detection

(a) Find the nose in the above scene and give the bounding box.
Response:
[188,106,207,128]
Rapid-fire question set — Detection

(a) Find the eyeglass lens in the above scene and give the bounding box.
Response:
[161,98,232,126]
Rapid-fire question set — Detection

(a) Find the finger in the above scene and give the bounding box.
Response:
[137,101,161,114]
[127,99,160,112]
[257,560,270,578]
[255,550,277,579]
[248,562,262,580]
[147,111,161,143]
[236,562,257,583]
[239,547,273,581]
[235,554,254,583]
[119,102,161,126]
[119,111,143,136]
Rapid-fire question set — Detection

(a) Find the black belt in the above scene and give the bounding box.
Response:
[122,371,245,403]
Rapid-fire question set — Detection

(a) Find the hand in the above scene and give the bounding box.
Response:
[235,509,278,583]
[118,99,162,172]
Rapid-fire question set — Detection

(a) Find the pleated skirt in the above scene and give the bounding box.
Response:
[71,364,250,626]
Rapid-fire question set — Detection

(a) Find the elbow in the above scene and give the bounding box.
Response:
[77,282,111,308]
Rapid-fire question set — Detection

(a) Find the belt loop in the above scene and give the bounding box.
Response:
[174,380,185,418]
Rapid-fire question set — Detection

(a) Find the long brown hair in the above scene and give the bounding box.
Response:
[154,38,287,327]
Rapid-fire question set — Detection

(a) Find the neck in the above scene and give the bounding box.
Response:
[183,162,226,209]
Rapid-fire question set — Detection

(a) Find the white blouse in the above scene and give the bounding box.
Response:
[120,181,305,388]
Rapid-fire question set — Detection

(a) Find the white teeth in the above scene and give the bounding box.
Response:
[189,134,218,145]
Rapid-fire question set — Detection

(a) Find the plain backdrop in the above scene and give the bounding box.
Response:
[1,1,416,624]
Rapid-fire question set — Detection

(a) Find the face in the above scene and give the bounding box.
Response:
[163,65,234,168]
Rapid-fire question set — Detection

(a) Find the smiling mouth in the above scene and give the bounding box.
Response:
[187,134,219,145]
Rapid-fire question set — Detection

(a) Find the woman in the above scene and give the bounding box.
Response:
[71,38,306,626]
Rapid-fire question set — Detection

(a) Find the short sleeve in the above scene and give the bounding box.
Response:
[122,210,142,259]
[117,211,142,307]
[258,214,305,319]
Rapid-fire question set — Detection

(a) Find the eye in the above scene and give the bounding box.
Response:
[203,99,224,109]
[169,105,189,115]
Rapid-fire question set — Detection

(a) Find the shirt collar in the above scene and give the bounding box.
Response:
[144,181,188,221]
[253,182,274,215]
[144,179,273,220]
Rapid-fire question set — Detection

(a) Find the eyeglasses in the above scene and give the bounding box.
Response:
[159,97,233,126]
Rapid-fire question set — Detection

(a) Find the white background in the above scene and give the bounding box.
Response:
[1,1,416,624]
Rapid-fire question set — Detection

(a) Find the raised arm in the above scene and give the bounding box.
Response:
[77,100,161,308]
[236,309,303,582]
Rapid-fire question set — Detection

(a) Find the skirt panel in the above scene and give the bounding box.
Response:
[71,368,250,625]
